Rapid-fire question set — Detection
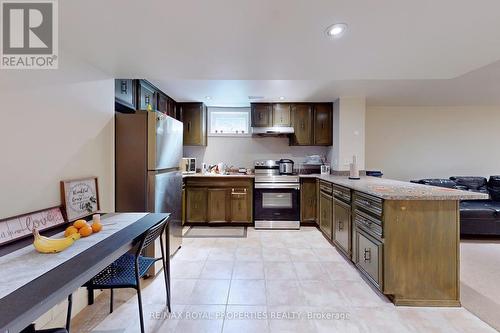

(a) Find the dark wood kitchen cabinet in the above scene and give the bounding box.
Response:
[251,103,272,127]
[208,188,229,222]
[230,188,251,222]
[300,178,317,223]
[186,187,207,223]
[272,103,291,127]
[313,103,333,145]
[184,177,253,224]
[137,80,157,111]
[158,93,177,118]
[333,198,351,256]
[290,104,313,145]
[319,181,333,239]
[179,102,207,146]
[115,79,136,110]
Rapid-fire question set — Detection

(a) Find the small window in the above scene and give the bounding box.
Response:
[208,107,251,136]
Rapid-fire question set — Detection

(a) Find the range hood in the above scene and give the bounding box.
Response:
[251,126,295,136]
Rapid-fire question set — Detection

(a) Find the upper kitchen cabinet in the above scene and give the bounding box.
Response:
[313,103,333,145]
[179,102,207,146]
[251,103,272,127]
[272,103,291,127]
[115,79,136,110]
[137,80,157,111]
[290,104,313,145]
[157,93,177,118]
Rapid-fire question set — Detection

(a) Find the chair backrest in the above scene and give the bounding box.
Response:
[136,217,168,255]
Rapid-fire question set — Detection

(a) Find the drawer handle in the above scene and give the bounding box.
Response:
[364,248,371,262]
[358,199,372,207]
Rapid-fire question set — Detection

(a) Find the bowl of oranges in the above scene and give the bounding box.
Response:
[64,216,103,238]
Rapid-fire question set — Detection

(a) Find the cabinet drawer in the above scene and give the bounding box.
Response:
[332,184,351,203]
[354,209,383,238]
[355,228,383,289]
[319,181,332,194]
[353,192,383,218]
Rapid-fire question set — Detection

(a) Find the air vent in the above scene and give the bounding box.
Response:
[248,96,264,100]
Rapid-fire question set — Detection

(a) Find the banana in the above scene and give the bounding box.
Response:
[32,228,80,253]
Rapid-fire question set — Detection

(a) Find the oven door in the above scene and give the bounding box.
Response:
[254,183,300,222]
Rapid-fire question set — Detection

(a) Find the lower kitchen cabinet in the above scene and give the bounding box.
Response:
[300,178,317,223]
[186,187,207,222]
[208,188,229,222]
[319,182,333,239]
[354,226,383,289]
[184,177,253,223]
[333,198,351,256]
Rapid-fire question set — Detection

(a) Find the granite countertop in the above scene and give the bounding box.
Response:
[183,173,255,178]
[300,174,489,200]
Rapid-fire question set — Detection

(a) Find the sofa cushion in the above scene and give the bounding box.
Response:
[450,176,487,190]
[415,178,457,188]
[460,200,500,220]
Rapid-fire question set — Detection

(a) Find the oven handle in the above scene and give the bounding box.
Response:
[254,183,300,190]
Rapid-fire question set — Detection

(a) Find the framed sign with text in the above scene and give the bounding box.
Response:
[60,177,100,222]
[0,207,66,246]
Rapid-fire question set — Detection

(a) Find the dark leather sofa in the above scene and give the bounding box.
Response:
[411,176,500,237]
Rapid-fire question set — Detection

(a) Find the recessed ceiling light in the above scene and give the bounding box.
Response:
[326,23,347,38]
[279,96,285,100]
[205,96,212,100]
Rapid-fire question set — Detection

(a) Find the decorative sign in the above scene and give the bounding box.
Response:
[0,207,66,245]
[61,177,100,222]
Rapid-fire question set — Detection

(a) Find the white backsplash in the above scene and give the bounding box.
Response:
[183,136,329,169]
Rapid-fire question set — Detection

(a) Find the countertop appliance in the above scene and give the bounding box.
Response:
[181,157,196,174]
[278,159,294,175]
[254,160,300,229]
[115,111,183,259]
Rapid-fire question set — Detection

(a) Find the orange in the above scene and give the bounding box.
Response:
[73,219,88,229]
[79,225,93,237]
[64,226,79,237]
[91,222,102,233]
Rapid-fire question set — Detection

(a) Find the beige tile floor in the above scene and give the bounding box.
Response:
[66,227,496,333]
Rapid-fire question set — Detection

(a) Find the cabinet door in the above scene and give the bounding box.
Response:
[208,188,228,222]
[157,92,168,114]
[319,191,333,239]
[272,103,291,127]
[181,103,207,146]
[115,79,136,109]
[251,104,272,127]
[230,188,251,222]
[290,104,313,145]
[301,178,317,223]
[355,228,383,289]
[167,98,176,118]
[138,80,157,111]
[186,188,207,222]
[313,103,332,145]
[334,199,351,255]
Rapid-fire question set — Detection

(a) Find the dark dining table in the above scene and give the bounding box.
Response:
[0,213,170,333]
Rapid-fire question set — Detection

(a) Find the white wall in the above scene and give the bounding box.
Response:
[0,57,115,219]
[329,97,366,171]
[184,136,329,169]
[366,106,500,181]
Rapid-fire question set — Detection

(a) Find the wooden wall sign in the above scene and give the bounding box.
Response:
[0,207,66,246]
[61,177,100,222]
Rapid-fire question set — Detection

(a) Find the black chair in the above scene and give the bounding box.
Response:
[20,294,72,333]
[84,218,171,333]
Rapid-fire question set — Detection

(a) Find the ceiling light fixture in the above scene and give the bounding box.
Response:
[326,23,347,38]
[279,96,285,100]
[205,96,212,100]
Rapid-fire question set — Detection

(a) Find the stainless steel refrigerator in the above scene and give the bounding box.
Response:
[115,110,183,258]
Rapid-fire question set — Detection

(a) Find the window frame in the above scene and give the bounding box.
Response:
[207,107,252,137]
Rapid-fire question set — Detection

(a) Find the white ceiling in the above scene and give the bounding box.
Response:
[59,0,500,106]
